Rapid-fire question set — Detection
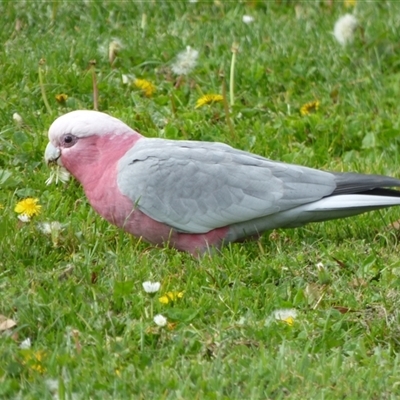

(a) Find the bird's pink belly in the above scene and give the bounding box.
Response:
[88,186,228,254]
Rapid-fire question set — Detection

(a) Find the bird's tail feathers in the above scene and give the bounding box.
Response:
[227,194,400,242]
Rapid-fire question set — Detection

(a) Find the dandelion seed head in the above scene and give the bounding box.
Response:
[37,221,63,235]
[109,39,122,64]
[333,14,358,46]
[171,46,199,76]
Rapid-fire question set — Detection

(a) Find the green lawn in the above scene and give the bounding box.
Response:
[1,1,400,398]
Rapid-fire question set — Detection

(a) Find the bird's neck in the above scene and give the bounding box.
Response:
[62,133,142,190]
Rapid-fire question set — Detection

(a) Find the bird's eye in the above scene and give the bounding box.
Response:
[61,134,77,148]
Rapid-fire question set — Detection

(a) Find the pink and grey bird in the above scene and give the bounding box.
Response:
[45,110,400,255]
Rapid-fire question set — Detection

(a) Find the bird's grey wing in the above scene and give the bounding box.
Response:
[117,138,337,233]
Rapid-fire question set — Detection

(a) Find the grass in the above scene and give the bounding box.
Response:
[1,0,400,398]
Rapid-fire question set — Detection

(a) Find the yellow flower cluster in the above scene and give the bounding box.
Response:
[195,94,223,108]
[159,291,184,304]
[344,0,356,8]
[300,100,320,116]
[22,350,46,373]
[134,78,156,97]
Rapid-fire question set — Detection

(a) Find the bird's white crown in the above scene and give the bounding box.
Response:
[48,110,134,141]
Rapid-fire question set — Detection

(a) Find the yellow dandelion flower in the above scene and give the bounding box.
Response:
[159,291,184,305]
[284,316,295,326]
[300,100,320,116]
[344,0,356,8]
[55,93,68,103]
[134,78,156,97]
[273,309,297,326]
[195,94,224,109]
[0,203,4,210]
[14,198,41,217]
[22,350,46,374]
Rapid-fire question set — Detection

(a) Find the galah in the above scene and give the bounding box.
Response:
[45,110,400,255]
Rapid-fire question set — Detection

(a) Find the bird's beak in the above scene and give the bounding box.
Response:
[44,142,62,166]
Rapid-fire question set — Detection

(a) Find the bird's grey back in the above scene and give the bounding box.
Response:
[117,138,337,233]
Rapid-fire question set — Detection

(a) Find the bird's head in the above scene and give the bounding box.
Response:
[45,110,136,167]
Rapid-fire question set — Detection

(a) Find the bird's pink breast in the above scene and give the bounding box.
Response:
[62,134,228,254]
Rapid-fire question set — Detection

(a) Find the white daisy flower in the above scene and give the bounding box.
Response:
[333,14,358,46]
[242,15,254,24]
[142,281,161,293]
[171,46,199,76]
[272,309,298,326]
[154,314,167,327]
